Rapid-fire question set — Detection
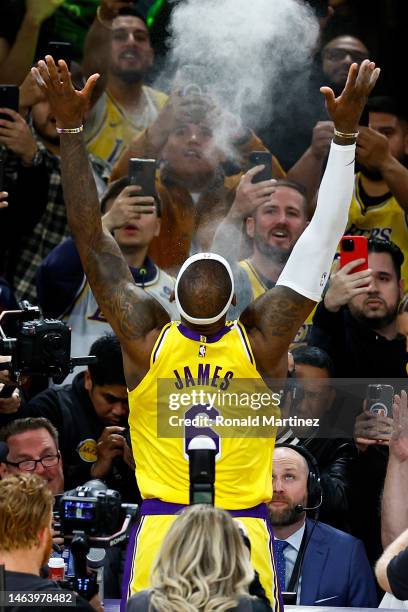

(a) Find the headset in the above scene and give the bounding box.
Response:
[274,443,323,514]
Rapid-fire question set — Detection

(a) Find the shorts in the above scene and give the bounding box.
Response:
[121,500,282,611]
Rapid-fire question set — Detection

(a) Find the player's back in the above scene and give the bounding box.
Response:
[128,320,279,509]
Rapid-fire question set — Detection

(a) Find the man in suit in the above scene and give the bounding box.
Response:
[268,445,378,607]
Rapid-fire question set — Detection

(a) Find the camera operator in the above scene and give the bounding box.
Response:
[26,334,140,503]
[0,472,102,611]
[0,416,128,599]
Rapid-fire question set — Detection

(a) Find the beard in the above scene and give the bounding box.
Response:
[253,234,291,265]
[269,496,307,527]
[352,307,397,330]
[110,64,145,84]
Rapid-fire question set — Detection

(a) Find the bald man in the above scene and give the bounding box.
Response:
[32,54,379,609]
[269,445,377,606]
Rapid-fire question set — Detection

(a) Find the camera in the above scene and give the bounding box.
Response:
[54,480,138,600]
[57,479,138,543]
[0,302,96,383]
[341,238,355,252]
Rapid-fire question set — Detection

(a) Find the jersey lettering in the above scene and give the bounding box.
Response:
[173,364,234,390]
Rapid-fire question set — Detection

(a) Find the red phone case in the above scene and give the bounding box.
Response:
[340,236,368,273]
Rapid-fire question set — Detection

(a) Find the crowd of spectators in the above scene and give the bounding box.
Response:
[1,0,408,610]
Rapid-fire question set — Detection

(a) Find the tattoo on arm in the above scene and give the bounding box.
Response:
[59,134,169,346]
[242,286,314,367]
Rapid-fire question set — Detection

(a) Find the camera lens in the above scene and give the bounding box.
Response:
[368,385,381,399]
[342,239,354,252]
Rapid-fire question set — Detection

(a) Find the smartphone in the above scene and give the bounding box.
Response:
[366,384,394,418]
[0,85,19,121]
[128,158,157,198]
[340,235,368,272]
[47,41,73,70]
[249,151,273,183]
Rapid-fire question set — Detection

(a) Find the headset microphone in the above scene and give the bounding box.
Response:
[294,492,323,514]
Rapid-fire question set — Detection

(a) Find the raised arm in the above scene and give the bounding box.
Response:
[241,60,380,377]
[33,57,170,388]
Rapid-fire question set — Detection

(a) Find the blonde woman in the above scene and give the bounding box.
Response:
[126,505,271,612]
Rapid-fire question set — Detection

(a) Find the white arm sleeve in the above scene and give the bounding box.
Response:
[276,141,355,301]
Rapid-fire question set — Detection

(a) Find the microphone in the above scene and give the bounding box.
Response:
[295,493,323,514]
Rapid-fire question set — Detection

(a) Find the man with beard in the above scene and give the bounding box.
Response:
[0,473,100,611]
[82,0,167,164]
[0,89,110,303]
[310,238,406,379]
[211,177,313,343]
[346,96,408,287]
[269,445,377,607]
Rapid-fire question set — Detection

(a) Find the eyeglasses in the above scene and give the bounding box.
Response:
[5,453,60,472]
[323,47,368,64]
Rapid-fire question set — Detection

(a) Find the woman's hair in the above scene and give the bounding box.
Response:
[149,505,254,612]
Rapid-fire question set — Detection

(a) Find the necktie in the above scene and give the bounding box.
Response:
[275,539,289,592]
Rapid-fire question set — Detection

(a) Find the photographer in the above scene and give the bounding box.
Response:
[0,472,101,611]
[26,334,140,503]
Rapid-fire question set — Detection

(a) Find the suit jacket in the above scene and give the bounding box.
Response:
[298,519,378,607]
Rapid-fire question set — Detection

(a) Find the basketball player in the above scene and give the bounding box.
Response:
[33,56,379,610]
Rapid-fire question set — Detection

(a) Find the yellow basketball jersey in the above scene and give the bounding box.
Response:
[85,86,168,164]
[128,321,278,509]
[239,259,267,299]
[347,173,408,286]
[238,258,316,347]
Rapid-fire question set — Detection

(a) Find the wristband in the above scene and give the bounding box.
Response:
[56,125,84,134]
[334,129,359,139]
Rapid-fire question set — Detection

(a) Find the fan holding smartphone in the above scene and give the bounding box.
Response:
[323,235,372,313]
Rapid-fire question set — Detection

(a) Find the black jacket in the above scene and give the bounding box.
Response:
[310,301,408,379]
[26,372,140,503]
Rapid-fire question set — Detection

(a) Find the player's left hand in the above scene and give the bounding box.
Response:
[31,56,99,128]
[356,126,392,173]
[320,59,380,133]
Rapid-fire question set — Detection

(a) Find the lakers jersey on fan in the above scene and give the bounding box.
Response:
[347,173,408,285]
[238,259,315,347]
[84,87,168,164]
[128,321,279,509]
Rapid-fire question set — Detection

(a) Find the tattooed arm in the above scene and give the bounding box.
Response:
[33,56,170,388]
[241,59,380,377]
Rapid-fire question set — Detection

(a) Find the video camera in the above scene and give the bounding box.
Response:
[0,302,96,384]
[54,480,138,600]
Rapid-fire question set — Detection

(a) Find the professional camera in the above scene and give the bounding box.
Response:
[58,479,138,542]
[0,302,96,383]
[54,480,138,600]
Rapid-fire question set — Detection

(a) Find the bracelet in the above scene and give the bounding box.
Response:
[96,5,113,29]
[56,125,84,134]
[334,129,359,139]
